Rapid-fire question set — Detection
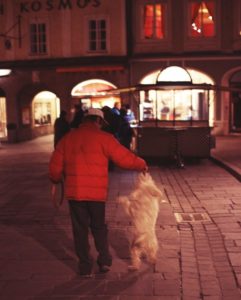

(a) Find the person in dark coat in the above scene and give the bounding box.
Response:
[54,110,70,148]
[118,108,134,149]
[102,105,121,139]
[111,101,121,116]
[70,104,84,128]
[101,106,122,171]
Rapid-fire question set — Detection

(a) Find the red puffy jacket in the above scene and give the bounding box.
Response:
[49,122,147,202]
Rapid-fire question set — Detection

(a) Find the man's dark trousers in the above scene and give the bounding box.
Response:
[69,200,112,275]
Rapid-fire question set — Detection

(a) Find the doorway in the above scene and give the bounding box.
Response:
[0,92,7,140]
[231,91,241,132]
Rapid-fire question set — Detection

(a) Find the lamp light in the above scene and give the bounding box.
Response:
[0,69,12,76]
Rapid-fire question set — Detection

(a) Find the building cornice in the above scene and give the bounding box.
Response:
[0,55,129,70]
[130,51,241,62]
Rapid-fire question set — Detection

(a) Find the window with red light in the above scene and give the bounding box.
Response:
[144,3,165,39]
[239,3,241,36]
[190,1,215,37]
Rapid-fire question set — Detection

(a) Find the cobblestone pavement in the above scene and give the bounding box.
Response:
[0,135,241,299]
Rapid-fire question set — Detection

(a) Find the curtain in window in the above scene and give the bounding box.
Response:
[155,4,164,39]
[144,4,164,39]
[203,1,215,37]
[190,1,215,37]
[191,2,201,24]
[205,1,214,19]
[144,5,154,38]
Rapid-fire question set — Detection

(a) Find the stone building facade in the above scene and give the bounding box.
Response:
[0,0,241,142]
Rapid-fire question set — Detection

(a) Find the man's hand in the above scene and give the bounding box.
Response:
[142,166,148,174]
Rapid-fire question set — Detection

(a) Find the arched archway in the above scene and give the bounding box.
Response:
[71,79,120,109]
[228,67,241,132]
[32,91,60,127]
[17,84,60,140]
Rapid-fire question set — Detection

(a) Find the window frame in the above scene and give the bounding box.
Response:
[188,0,216,39]
[86,16,109,54]
[238,0,241,37]
[29,18,48,56]
[141,0,168,42]
[184,0,220,51]
[143,2,166,40]
[232,0,241,50]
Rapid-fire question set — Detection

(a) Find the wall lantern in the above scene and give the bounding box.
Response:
[0,69,12,76]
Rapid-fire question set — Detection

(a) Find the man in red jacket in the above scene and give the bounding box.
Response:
[49,108,147,278]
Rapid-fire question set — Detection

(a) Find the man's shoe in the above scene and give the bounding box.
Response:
[99,265,110,273]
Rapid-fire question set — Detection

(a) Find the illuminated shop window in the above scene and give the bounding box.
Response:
[0,97,7,138]
[71,79,119,109]
[30,23,47,54]
[88,19,107,51]
[32,91,59,127]
[144,3,165,39]
[33,102,51,126]
[190,1,215,37]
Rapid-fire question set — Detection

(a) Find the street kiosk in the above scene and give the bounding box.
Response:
[133,81,214,167]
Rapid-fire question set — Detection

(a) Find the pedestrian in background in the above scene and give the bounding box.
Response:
[124,104,136,124]
[70,103,84,128]
[49,108,147,278]
[111,101,121,116]
[102,105,121,138]
[119,108,134,149]
[53,110,70,148]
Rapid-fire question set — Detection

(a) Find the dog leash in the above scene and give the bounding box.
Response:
[51,180,64,209]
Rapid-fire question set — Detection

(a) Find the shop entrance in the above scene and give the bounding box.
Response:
[71,79,121,111]
[230,71,241,132]
[0,89,7,140]
[32,91,60,137]
[230,90,241,132]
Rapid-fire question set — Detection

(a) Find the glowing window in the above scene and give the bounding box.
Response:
[71,79,116,97]
[190,1,215,37]
[0,96,7,138]
[144,3,165,39]
[32,91,58,127]
[239,3,241,36]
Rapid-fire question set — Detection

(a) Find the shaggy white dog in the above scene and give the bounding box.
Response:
[119,172,163,271]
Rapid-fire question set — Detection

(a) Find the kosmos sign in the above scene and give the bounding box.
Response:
[0,0,101,15]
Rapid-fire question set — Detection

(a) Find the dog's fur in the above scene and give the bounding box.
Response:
[119,173,163,270]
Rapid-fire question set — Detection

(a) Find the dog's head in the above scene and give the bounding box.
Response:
[136,173,163,198]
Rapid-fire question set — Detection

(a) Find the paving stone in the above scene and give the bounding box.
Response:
[228,253,241,267]
[218,275,238,290]
[154,279,181,296]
